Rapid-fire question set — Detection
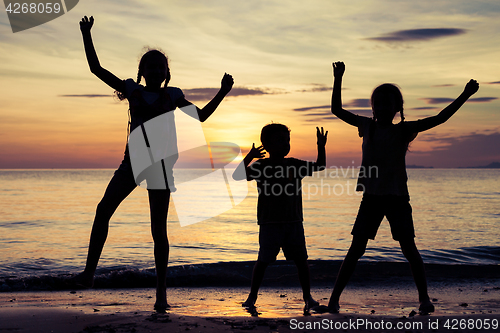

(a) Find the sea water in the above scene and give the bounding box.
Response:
[0,169,499,279]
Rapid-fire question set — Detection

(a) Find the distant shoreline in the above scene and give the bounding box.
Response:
[406,164,433,168]
[1,164,500,170]
[459,162,500,169]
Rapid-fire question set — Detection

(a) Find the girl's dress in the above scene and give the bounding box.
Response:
[117,79,185,191]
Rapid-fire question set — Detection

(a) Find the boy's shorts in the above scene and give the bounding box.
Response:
[351,194,415,241]
[258,222,308,263]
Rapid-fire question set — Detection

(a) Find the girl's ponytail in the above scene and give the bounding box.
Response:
[115,90,126,101]
[136,71,142,85]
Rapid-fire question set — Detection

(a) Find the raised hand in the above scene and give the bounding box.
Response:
[80,16,94,33]
[221,73,234,95]
[248,143,266,159]
[463,79,479,97]
[333,61,345,78]
[316,127,328,146]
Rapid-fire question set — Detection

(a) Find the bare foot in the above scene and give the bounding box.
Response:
[419,298,434,314]
[242,295,257,308]
[66,272,94,288]
[154,287,170,313]
[153,301,170,313]
[303,296,319,313]
[327,300,340,313]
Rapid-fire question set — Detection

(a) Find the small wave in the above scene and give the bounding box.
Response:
[355,246,500,265]
[0,220,46,228]
[457,191,500,196]
[420,246,500,265]
[172,243,249,254]
[1,259,499,292]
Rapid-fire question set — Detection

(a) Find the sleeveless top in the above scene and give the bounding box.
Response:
[122,79,184,190]
[123,79,184,159]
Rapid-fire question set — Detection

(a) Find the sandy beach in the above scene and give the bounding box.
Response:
[1,278,498,332]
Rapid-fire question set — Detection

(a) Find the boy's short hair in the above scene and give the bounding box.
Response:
[260,123,290,148]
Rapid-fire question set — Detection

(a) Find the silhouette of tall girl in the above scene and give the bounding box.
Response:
[72,16,233,312]
[328,61,478,313]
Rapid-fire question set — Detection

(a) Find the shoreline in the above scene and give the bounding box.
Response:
[1,281,499,332]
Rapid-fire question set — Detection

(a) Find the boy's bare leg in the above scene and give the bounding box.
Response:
[149,189,171,312]
[328,236,369,312]
[399,238,434,313]
[294,259,319,311]
[243,260,269,307]
[71,172,136,287]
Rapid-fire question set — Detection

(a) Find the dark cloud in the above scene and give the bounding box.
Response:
[304,109,373,122]
[431,84,456,87]
[408,106,439,111]
[293,105,329,112]
[406,114,434,119]
[345,99,370,108]
[469,97,499,103]
[366,28,466,42]
[294,104,372,123]
[59,94,113,98]
[310,86,331,92]
[420,97,455,104]
[346,109,373,117]
[486,81,500,85]
[294,99,370,112]
[305,116,338,122]
[408,132,500,168]
[297,85,332,93]
[306,112,335,117]
[416,132,460,143]
[293,106,337,122]
[61,87,276,101]
[184,87,273,101]
[420,97,498,104]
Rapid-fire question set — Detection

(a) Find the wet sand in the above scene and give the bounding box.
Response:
[1,280,498,332]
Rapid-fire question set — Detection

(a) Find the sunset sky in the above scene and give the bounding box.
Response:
[1,0,499,168]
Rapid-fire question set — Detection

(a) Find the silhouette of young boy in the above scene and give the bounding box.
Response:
[234,123,327,312]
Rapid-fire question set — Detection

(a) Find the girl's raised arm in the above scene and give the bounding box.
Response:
[80,16,125,93]
[405,79,479,133]
[176,73,234,122]
[331,62,358,127]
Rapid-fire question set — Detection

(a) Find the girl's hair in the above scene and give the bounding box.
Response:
[370,83,405,123]
[115,48,170,101]
[371,83,415,150]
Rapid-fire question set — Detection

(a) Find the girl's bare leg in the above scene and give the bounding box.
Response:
[399,238,434,313]
[243,260,269,307]
[73,169,136,287]
[148,189,171,312]
[328,236,369,312]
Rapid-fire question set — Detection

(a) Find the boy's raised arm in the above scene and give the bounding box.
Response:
[314,127,327,171]
[405,79,479,133]
[232,143,266,181]
[80,16,124,93]
[331,62,358,127]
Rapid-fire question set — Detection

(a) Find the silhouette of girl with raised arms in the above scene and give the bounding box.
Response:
[328,61,479,314]
[71,16,234,312]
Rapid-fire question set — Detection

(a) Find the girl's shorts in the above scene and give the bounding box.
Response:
[351,194,415,241]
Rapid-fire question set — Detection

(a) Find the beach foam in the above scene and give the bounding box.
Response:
[1,260,499,292]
